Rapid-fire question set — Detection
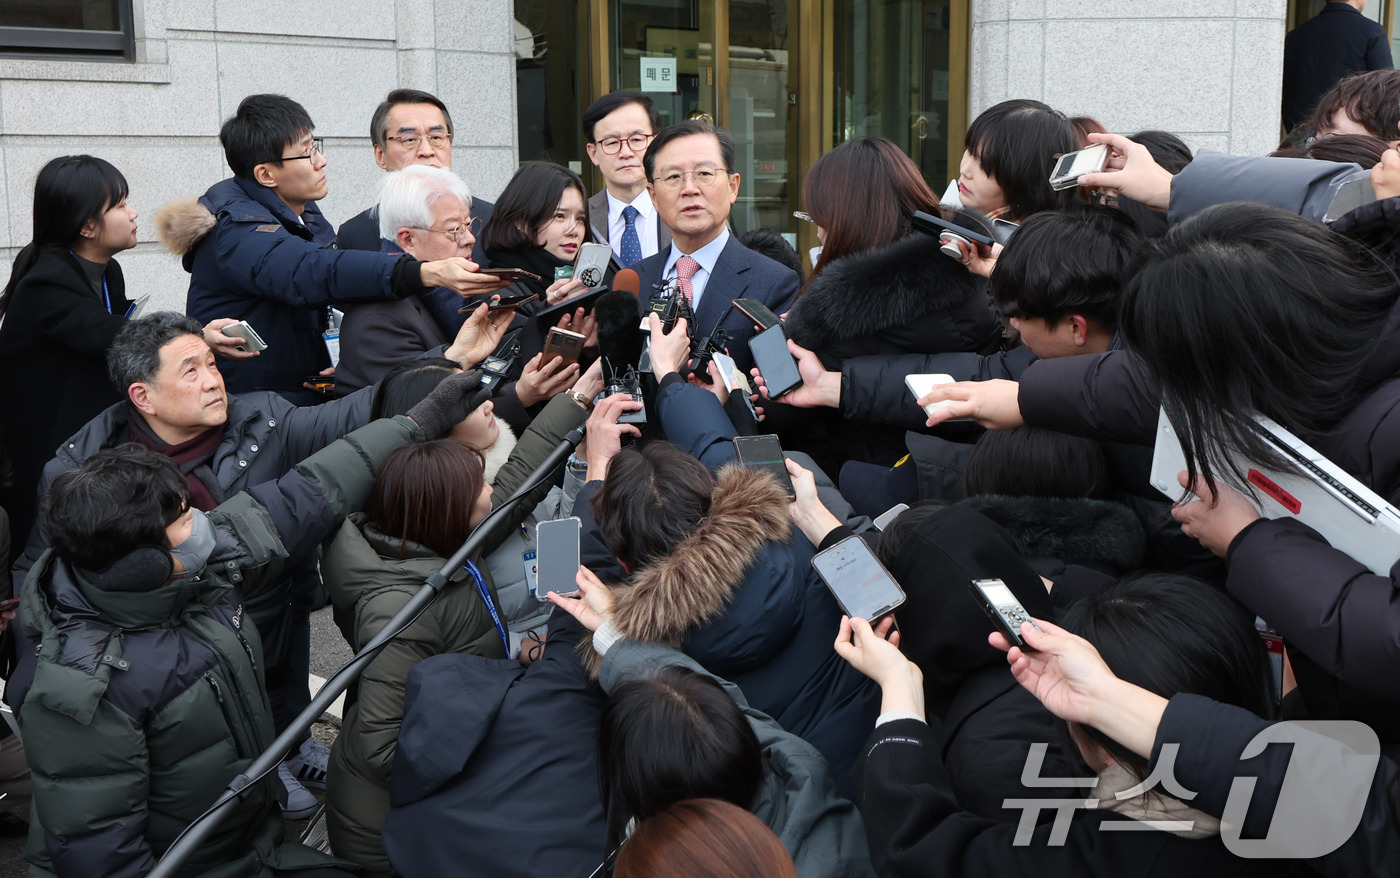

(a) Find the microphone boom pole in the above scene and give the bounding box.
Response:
[149,426,586,878]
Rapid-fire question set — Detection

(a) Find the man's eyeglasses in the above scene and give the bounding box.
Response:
[386,131,453,150]
[281,138,325,162]
[595,134,654,155]
[653,166,731,192]
[411,220,475,243]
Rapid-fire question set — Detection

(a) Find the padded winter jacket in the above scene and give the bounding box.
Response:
[11,415,422,878]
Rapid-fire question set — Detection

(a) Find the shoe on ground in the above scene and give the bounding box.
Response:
[278,762,319,820]
[285,737,330,791]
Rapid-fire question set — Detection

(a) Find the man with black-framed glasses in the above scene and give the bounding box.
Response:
[584,92,672,266]
[163,93,509,408]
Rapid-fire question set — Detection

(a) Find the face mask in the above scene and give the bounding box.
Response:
[170,509,217,578]
[808,245,822,269]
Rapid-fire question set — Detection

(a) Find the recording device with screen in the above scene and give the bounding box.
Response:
[534,517,582,600]
[970,578,1041,649]
[810,535,907,621]
[748,324,802,399]
[604,366,647,426]
[732,434,795,498]
[1048,143,1109,191]
[479,333,522,391]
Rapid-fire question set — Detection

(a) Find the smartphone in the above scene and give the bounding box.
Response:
[1049,143,1109,191]
[733,298,781,330]
[970,578,1041,649]
[303,374,335,392]
[541,326,587,367]
[125,294,151,320]
[732,434,795,498]
[747,324,802,399]
[487,292,540,312]
[904,373,971,422]
[478,266,543,284]
[912,210,994,246]
[535,517,582,600]
[0,597,20,613]
[221,321,268,352]
[811,536,907,620]
[711,351,752,394]
[873,503,909,532]
[572,242,613,289]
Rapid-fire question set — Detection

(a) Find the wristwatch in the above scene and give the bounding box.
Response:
[564,388,594,412]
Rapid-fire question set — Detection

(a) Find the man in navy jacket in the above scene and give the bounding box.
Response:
[1283,1,1393,132]
[631,121,798,375]
[161,94,506,404]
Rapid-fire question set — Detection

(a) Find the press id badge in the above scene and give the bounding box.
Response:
[524,550,541,600]
[323,328,341,366]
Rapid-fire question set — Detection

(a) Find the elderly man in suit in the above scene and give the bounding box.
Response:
[584,92,672,266]
[631,120,800,374]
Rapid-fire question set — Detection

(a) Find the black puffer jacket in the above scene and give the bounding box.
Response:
[782,233,1001,467]
[1017,300,1400,750]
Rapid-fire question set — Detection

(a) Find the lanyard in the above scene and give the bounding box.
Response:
[71,251,113,314]
[462,560,510,656]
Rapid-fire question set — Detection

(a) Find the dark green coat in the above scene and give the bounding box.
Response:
[322,392,588,874]
[13,415,423,878]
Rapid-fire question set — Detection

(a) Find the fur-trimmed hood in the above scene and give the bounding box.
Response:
[957,493,1146,573]
[583,464,794,675]
[784,231,995,351]
[155,197,216,256]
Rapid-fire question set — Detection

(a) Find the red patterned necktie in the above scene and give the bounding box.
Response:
[675,255,700,304]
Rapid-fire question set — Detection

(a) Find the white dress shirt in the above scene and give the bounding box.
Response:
[606,189,660,261]
[661,227,730,313]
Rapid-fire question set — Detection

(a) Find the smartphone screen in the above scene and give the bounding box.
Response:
[732,434,795,498]
[535,518,582,597]
[810,536,906,620]
[872,503,909,532]
[711,352,750,393]
[747,325,802,399]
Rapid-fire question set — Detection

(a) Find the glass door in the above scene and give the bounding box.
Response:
[830,0,962,192]
[610,0,719,131]
[727,0,798,237]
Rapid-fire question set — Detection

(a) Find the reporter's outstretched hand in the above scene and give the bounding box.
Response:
[446,300,514,368]
[988,618,1115,726]
[749,339,840,409]
[834,616,923,717]
[585,392,644,481]
[1169,469,1260,557]
[918,378,1023,429]
[547,565,615,632]
[1076,132,1174,212]
[422,258,514,298]
[203,318,261,361]
[517,353,580,407]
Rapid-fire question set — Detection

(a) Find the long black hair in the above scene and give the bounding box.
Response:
[1119,202,1399,500]
[1059,572,1276,780]
[597,666,762,848]
[963,99,1077,221]
[479,161,590,254]
[0,154,129,318]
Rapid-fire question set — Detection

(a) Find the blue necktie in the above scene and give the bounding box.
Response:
[620,205,643,267]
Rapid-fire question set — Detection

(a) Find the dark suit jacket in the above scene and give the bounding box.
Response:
[632,232,799,374]
[333,295,448,396]
[587,188,671,263]
[1283,2,1393,131]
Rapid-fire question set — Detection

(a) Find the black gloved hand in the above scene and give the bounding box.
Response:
[406,369,490,438]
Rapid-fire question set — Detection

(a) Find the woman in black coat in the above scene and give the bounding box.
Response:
[921,202,1400,756]
[781,137,1001,469]
[0,156,249,554]
[839,571,1314,878]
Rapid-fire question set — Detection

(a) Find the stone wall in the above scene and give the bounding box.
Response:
[0,0,518,313]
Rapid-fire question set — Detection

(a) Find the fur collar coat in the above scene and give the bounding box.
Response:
[784,232,1002,365]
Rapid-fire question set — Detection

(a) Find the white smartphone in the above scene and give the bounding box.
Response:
[221,321,268,352]
[1049,143,1109,191]
[572,242,613,289]
[905,373,971,420]
[873,503,909,532]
